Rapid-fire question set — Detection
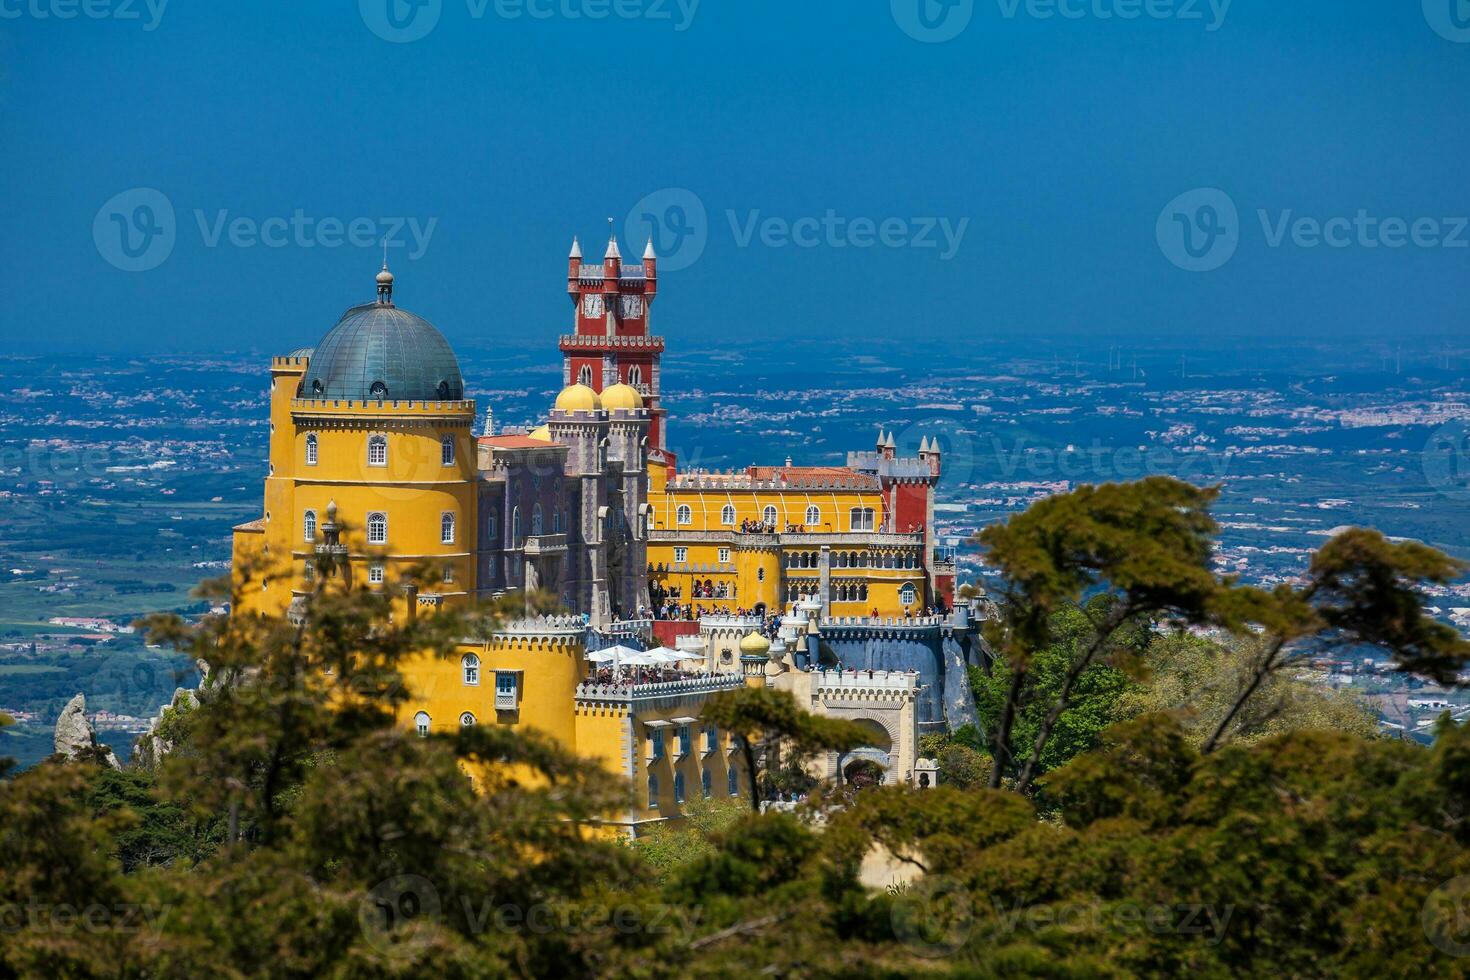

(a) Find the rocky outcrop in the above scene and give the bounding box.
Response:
[53,693,120,769]
[132,687,198,769]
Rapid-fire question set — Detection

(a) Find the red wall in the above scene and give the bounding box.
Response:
[891,482,929,535]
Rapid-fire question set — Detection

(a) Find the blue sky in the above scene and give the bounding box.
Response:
[2,0,1467,356]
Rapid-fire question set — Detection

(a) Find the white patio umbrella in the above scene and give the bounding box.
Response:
[644,646,692,664]
[587,644,643,668]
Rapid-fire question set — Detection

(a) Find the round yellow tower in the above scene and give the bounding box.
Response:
[234,263,477,619]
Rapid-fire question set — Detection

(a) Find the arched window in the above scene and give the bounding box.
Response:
[859,583,869,601]
[648,774,660,809]
[304,433,318,466]
[440,512,456,545]
[701,767,712,798]
[721,504,735,526]
[673,771,686,804]
[578,365,593,386]
[805,505,820,525]
[512,507,521,545]
[441,435,455,466]
[532,504,544,536]
[900,582,917,607]
[303,510,316,542]
[367,435,387,467]
[763,505,777,526]
[367,512,387,545]
[728,766,739,797]
[460,712,476,728]
[462,654,480,686]
[677,505,692,526]
[414,711,430,737]
[628,365,642,386]
[905,552,916,569]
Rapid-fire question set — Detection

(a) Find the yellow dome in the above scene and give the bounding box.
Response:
[739,631,771,656]
[528,424,552,442]
[600,383,644,411]
[554,384,601,412]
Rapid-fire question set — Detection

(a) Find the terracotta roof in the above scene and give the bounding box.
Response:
[234,518,265,532]
[479,435,559,449]
[747,465,859,480]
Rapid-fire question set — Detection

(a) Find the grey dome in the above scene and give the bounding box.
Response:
[304,302,463,402]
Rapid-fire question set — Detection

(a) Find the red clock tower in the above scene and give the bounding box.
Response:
[561,231,672,463]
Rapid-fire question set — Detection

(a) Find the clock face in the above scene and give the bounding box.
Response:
[619,294,643,318]
[582,293,604,318]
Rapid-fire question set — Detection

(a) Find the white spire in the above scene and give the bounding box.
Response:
[643,238,656,261]
[605,217,620,259]
[919,436,931,453]
[569,236,582,260]
[885,432,896,450]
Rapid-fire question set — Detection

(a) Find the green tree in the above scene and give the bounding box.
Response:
[1121,631,1379,747]
[629,795,745,882]
[972,602,1143,781]
[975,478,1469,791]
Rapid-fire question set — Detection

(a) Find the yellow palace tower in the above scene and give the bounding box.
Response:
[231,262,477,622]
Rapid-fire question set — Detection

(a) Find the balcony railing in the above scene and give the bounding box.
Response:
[574,672,744,703]
[522,533,567,557]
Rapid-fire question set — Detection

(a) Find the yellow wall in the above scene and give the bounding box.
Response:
[231,355,477,618]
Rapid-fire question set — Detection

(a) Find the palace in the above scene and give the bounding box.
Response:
[229,236,981,830]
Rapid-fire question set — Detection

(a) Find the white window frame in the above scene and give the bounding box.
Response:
[460,712,476,728]
[717,547,730,564]
[369,562,385,584]
[763,505,777,525]
[304,433,318,466]
[367,434,387,467]
[677,505,692,526]
[303,510,316,542]
[720,504,735,526]
[441,512,456,545]
[414,711,430,736]
[462,654,480,686]
[441,435,455,466]
[674,547,688,564]
[368,512,387,545]
[443,563,454,585]
[805,505,820,525]
[900,582,917,606]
